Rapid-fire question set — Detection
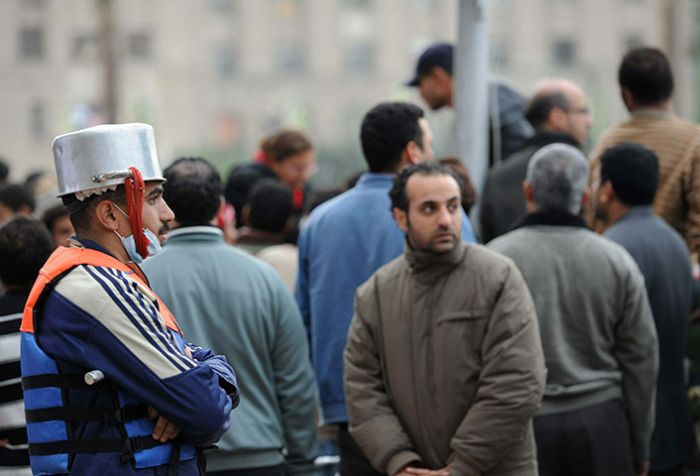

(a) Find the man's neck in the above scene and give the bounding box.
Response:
[630,100,672,114]
[78,231,130,263]
[605,201,630,227]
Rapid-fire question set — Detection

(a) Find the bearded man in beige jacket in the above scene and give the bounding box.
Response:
[344,162,546,476]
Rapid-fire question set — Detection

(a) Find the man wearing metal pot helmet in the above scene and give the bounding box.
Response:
[19,123,239,475]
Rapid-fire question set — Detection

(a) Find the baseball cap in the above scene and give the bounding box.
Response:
[406,42,454,87]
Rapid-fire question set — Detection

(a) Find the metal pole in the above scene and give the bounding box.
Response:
[98,0,117,123]
[455,0,489,236]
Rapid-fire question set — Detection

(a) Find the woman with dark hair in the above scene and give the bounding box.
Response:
[224,129,316,242]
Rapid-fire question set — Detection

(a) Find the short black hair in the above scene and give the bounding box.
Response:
[0,217,52,289]
[600,143,659,206]
[389,162,463,212]
[0,183,35,213]
[619,47,674,106]
[0,159,9,184]
[41,203,69,233]
[163,157,222,227]
[62,187,127,235]
[525,92,570,130]
[246,179,293,233]
[360,102,425,173]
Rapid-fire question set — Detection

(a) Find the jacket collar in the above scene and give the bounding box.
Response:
[631,108,674,121]
[356,173,395,189]
[514,210,588,230]
[613,205,654,225]
[404,239,466,282]
[523,131,579,149]
[164,226,223,245]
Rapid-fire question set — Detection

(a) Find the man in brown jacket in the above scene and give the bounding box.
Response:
[344,162,547,476]
[588,47,700,255]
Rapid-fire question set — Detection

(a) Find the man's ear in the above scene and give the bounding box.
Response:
[547,106,567,131]
[621,88,635,111]
[522,181,533,202]
[433,67,451,85]
[598,181,614,204]
[241,205,251,227]
[404,141,421,165]
[392,207,408,232]
[580,189,590,207]
[94,200,121,231]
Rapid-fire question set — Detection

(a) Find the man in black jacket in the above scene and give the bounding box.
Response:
[480,79,592,242]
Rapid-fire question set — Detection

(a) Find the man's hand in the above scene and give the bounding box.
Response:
[395,465,451,476]
[636,461,649,476]
[148,406,181,443]
[0,439,7,448]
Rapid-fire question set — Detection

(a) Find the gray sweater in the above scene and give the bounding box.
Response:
[489,222,658,462]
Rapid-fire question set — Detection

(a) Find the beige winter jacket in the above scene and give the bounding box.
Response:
[344,241,547,476]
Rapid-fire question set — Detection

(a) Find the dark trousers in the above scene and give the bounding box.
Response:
[337,423,386,476]
[208,464,285,476]
[534,399,635,476]
[649,467,684,476]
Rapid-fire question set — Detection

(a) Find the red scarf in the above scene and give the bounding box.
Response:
[123,167,149,259]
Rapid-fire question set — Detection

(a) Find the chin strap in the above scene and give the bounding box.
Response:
[123,167,149,259]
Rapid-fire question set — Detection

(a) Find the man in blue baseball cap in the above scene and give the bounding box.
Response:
[407,42,532,164]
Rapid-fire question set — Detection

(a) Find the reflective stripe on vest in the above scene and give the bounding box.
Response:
[20,246,195,473]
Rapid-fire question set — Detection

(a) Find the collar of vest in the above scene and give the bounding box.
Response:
[21,246,181,334]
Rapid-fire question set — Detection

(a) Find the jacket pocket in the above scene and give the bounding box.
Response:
[436,309,487,324]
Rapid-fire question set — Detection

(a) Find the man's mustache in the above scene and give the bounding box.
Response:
[159,222,171,235]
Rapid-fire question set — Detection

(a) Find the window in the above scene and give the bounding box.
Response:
[128,33,152,61]
[624,34,643,51]
[275,43,305,73]
[214,48,238,80]
[72,33,99,62]
[29,100,45,141]
[491,42,509,69]
[209,0,235,13]
[19,26,44,60]
[343,42,374,74]
[552,39,576,66]
[341,0,373,8]
[21,0,47,9]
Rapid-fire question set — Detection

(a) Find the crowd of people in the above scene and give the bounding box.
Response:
[0,43,699,476]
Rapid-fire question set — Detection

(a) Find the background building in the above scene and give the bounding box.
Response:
[0,0,697,189]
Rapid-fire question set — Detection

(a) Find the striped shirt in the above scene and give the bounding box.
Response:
[588,110,700,254]
[0,291,30,476]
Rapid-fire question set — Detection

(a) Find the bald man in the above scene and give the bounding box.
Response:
[481,79,592,242]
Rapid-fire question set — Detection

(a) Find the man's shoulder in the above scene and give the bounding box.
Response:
[307,185,389,225]
[464,242,516,269]
[356,254,407,298]
[607,213,687,255]
[148,239,276,278]
[487,227,533,253]
[600,115,700,143]
[301,186,398,249]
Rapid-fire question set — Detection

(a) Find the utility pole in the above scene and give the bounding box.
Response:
[98,0,117,123]
[454,0,489,235]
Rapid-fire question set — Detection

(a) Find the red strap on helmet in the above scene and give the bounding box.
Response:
[123,167,150,259]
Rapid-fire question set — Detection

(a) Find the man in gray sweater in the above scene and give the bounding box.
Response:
[489,143,658,476]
